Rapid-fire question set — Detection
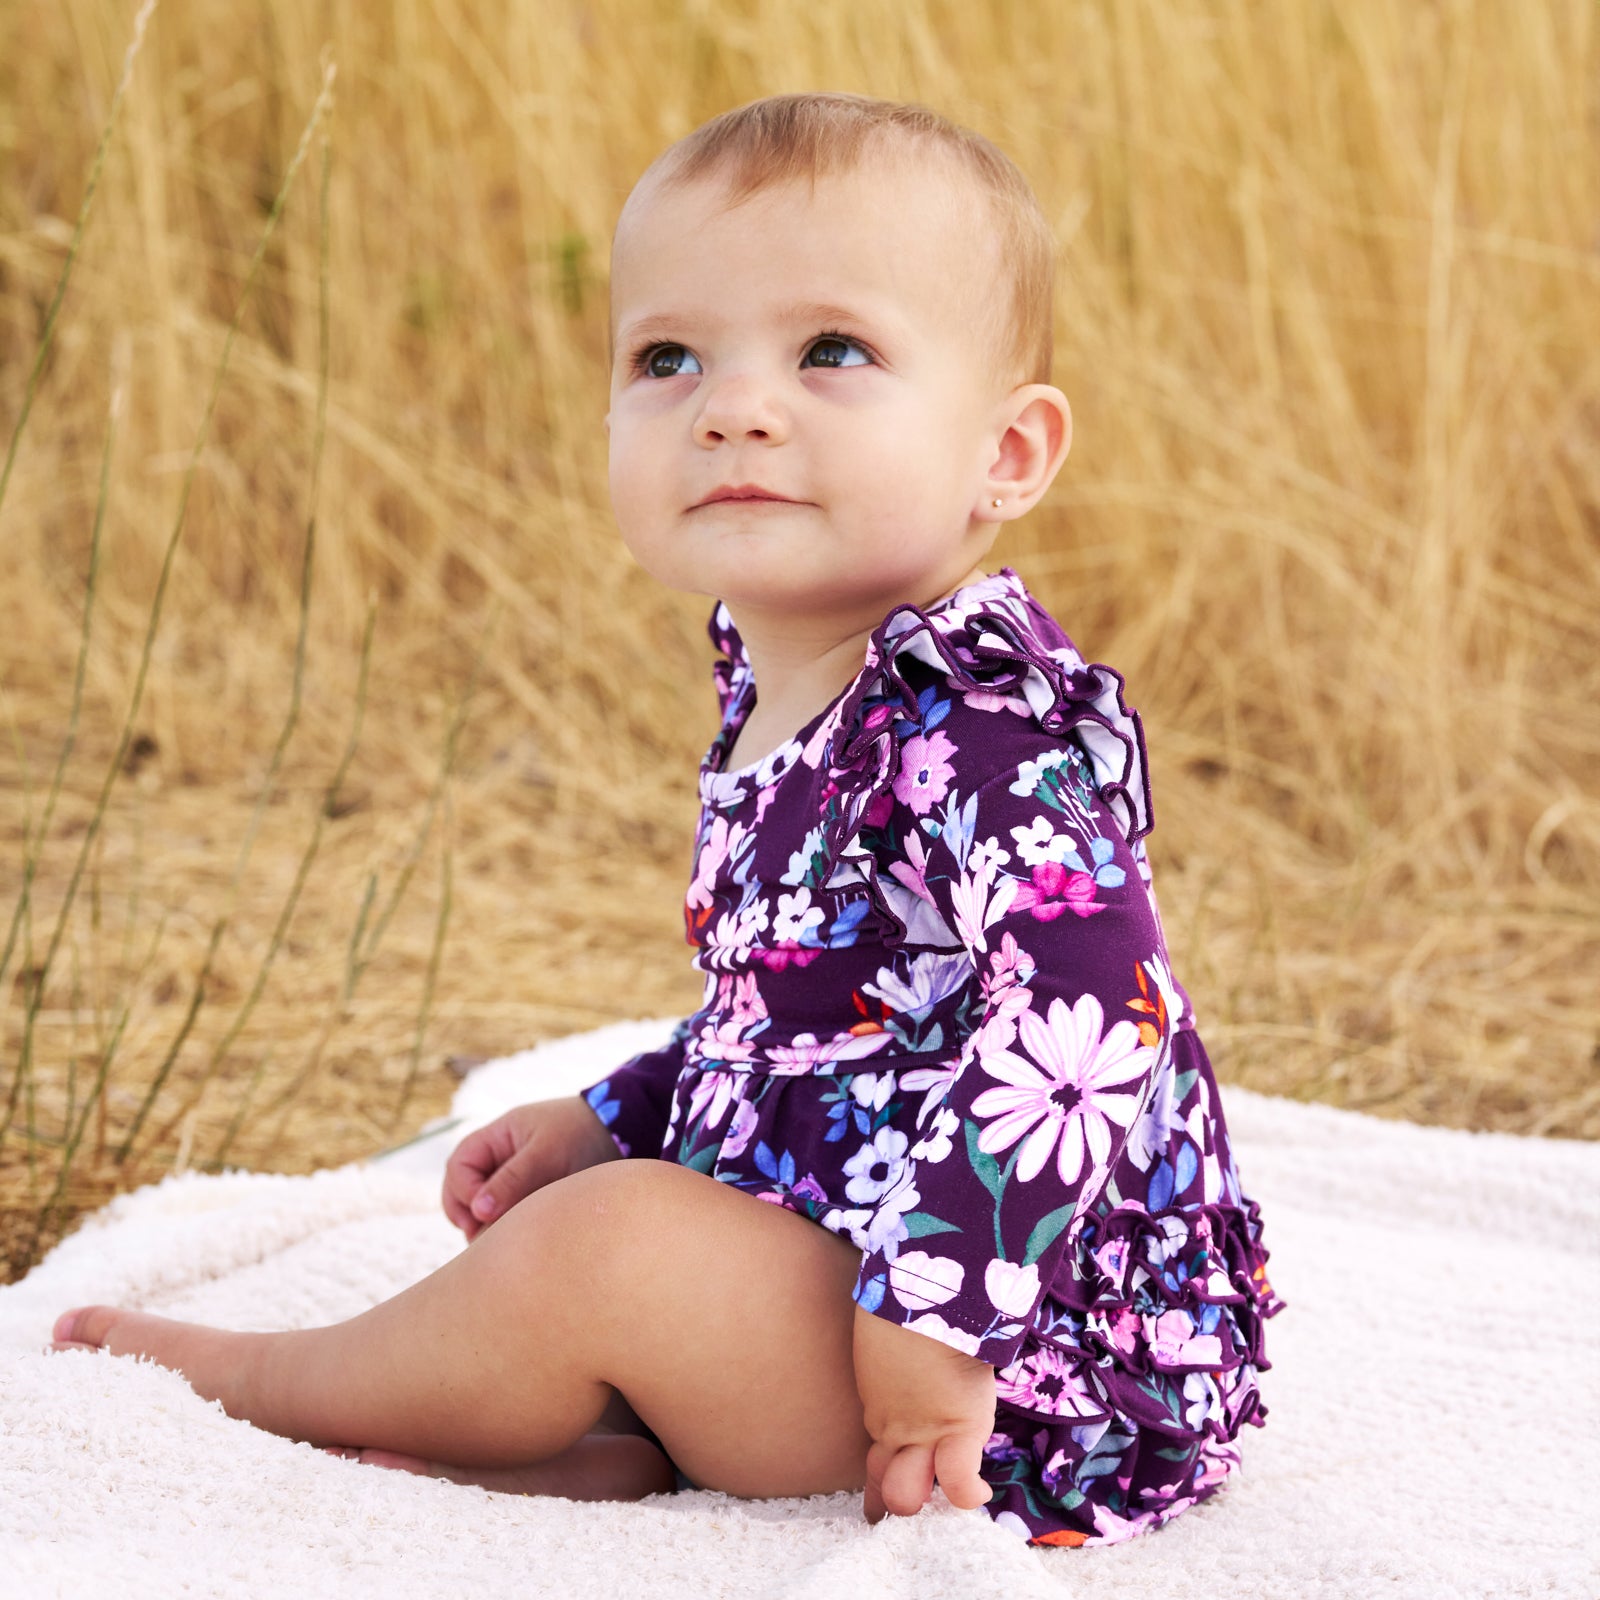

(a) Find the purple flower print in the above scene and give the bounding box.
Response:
[893,730,957,815]
[583,570,1280,1547]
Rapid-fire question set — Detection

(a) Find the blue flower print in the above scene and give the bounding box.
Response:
[584,1080,621,1127]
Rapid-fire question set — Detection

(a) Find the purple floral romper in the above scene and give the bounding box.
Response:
[583,569,1281,1546]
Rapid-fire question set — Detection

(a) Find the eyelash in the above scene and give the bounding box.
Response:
[627,330,877,375]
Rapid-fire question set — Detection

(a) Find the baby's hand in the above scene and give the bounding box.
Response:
[442,1096,621,1240]
[852,1305,996,1523]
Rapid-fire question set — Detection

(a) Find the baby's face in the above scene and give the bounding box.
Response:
[607,161,1015,630]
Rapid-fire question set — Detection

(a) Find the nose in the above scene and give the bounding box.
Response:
[691,370,789,448]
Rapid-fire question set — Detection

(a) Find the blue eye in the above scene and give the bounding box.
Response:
[804,336,871,369]
[641,345,701,378]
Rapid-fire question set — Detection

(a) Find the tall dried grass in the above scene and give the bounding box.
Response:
[1,0,1596,1277]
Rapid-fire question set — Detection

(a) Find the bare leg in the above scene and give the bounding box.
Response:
[52,1161,871,1499]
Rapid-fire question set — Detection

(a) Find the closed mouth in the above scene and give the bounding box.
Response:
[691,486,801,509]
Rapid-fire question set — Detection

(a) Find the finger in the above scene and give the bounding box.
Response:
[468,1134,549,1225]
[862,1440,893,1525]
[440,1123,511,1230]
[932,1433,993,1511]
[880,1443,936,1518]
[444,1115,534,1229]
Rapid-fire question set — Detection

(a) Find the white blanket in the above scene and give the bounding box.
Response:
[2,1021,1595,1599]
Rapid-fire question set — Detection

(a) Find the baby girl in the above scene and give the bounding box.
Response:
[52,92,1279,1548]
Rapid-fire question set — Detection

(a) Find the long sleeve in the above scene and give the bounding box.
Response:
[582,1019,693,1159]
[849,741,1170,1370]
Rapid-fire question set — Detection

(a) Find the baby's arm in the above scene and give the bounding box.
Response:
[853,1307,994,1520]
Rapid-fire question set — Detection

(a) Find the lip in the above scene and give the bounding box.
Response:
[690,484,802,509]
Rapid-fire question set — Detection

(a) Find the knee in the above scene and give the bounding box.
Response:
[530,1158,699,1276]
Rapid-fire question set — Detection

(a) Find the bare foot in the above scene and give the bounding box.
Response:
[328,1434,678,1500]
[55,1306,678,1501]
[51,1305,270,1421]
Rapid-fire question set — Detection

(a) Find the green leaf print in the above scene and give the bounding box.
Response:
[902,1211,962,1240]
[682,1143,719,1175]
[1173,1068,1198,1102]
[965,1120,1003,1202]
[1023,1202,1077,1266]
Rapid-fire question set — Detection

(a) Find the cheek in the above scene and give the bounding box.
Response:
[607,417,658,515]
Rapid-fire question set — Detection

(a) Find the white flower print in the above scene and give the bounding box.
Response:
[904,1312,982,1357]
[753,736,801,788]
[849,1071,894,1113]
[967,834,1011,878]
[824,1168,921,1256]
[1009,815,1063,867]
[773,887,824,944]
[900,1061,959,1128]
[991,1510,1033,1542]
[843,1126,910,1202]
[1123,1059,1177,1175]
[888,1251,965,1311]
[864,1167,921,1253]
[984,1258,1042,1319]
[822,1203,872,1252]
[972,995,1153,1186]
[763,1028,891,1076]
[1007,749,1075,799]
[878,870,955,947]
[909,1106,959,1165]
[706,898,769,966]
[686,1069,737,1134]
[947,863,1018,955]
[785,824,826,886]
[1182,1371,1221,1432]
[861,952,972,1022]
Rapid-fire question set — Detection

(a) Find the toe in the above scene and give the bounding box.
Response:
[53,1306,119,1348]
[52,1309,86,1345]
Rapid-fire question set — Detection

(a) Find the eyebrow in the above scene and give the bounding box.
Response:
[614,299,891,349]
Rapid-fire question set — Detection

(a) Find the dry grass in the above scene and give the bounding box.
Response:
[1,0,1596,1279]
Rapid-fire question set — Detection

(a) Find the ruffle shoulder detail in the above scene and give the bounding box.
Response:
[817,569,1153,942]
[706,600,750,724]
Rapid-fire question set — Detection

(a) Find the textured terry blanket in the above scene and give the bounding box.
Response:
[1,1020,1595,1600]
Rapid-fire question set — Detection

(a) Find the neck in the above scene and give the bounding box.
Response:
[723,567,990,760]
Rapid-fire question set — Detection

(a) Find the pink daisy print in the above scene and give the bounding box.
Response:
[971,995,1153,1186]
[893,730,957,816]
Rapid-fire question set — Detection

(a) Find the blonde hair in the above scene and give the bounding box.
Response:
[631,93,1055,386]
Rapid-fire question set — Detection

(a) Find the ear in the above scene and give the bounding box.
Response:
[975,385,1072,522]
